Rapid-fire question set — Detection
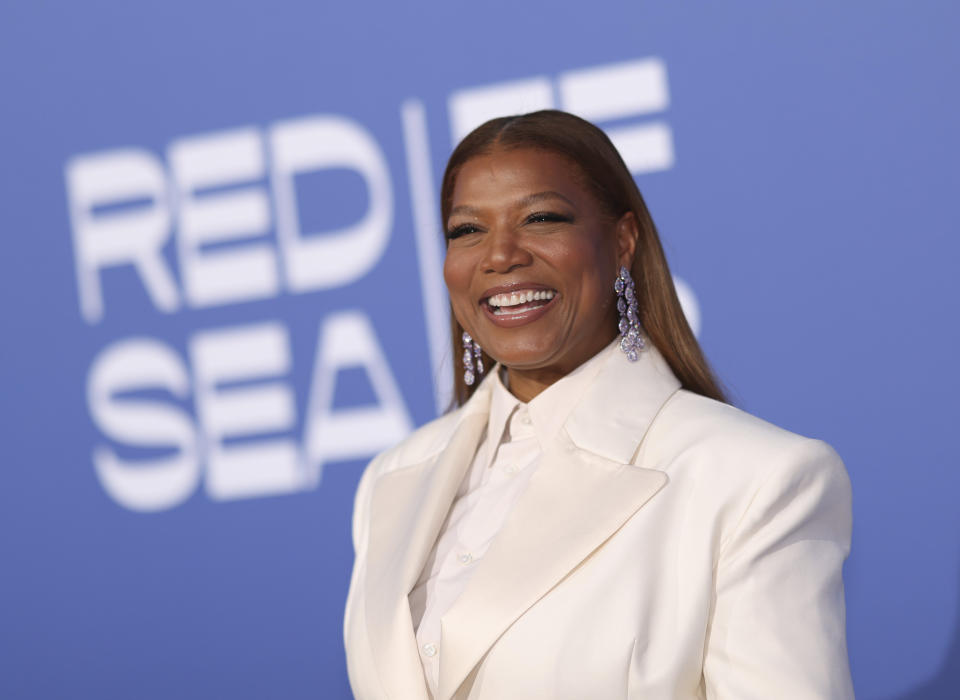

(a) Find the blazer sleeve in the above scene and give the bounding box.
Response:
[702,439,855,700]
[344,450,389,647]
[350,452,382,556]
[343,452,392,700]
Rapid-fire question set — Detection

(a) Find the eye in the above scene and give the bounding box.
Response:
[445,223,482,240]
[526,211,573,225]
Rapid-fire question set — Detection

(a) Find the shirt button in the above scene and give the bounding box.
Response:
[457,552,473,565]
[422,642,438,657]
[518,412,532,425]
[503,465,518,475]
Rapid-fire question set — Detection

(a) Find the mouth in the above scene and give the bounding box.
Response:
[484,288,557,316]
[480,286,559,327]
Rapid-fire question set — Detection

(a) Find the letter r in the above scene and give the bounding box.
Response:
[65,148,180,323]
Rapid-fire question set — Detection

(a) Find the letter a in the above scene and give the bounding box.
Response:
[303,311,413,483]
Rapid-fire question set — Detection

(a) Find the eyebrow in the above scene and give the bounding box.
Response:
[448,190,576,219]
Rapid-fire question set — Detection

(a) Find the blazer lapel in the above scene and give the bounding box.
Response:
[362,382,493,697]
[437,345,682,699]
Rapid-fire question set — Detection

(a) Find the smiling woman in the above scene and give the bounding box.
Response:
[343,111,854,700]
[443,148,634,402]
[440,115,724,407]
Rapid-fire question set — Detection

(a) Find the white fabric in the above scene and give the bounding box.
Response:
[409,342,614,696]
[344,339,854,700]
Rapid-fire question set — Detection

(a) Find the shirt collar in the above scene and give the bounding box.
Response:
[484,337,621,454]
[482,368,522,464]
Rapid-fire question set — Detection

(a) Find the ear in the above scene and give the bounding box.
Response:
[615,211,640,269]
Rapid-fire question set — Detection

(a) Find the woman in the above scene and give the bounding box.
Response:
[344,110,854,699]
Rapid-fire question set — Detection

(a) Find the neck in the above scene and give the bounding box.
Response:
[504,366,569,403]
[503,331,618,403]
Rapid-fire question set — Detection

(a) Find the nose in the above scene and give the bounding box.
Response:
[480,226,532,274]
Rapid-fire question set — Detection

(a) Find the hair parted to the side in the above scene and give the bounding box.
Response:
[442,109,726,407]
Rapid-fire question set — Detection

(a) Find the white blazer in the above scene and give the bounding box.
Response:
[343,343,854,699]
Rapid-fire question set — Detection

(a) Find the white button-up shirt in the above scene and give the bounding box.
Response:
[408,340,617,697]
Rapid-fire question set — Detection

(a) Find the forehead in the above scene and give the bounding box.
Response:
[449,148,591,211]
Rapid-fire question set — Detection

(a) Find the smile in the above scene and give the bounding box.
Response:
[486,289,557,315]
[480,287,559,327]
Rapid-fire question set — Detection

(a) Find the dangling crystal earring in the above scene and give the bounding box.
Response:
[615,265,645,362]
[461,330,484,385]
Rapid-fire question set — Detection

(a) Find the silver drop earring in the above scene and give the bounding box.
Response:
[615,265,645,362]
[462,331,484,386]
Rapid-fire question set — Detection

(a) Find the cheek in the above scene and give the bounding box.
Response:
[549,240,615,299]
[565,258,618,320]
[574,271,611,312]
[442,251,473,307]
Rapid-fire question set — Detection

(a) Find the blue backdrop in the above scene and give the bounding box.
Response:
[1,1,957,698]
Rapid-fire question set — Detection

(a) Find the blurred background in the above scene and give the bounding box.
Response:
[1,1,957,698]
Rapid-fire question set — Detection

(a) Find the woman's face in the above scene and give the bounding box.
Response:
[443,147,637,377]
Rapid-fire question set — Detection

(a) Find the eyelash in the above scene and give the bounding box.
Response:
[445,223,479,240]
[527,211,572,225]
[445,211,573,239]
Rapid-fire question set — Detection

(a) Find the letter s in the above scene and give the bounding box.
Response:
[87,339,199,512]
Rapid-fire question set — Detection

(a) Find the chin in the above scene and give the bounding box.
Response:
[485,339,563,370]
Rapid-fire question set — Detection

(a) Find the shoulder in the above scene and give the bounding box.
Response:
[652,389,841,461]
[644,390,852,554]
[349,406,470,552]
[644,389,849,503]
[352,403,468,503]
[365,405,468,478]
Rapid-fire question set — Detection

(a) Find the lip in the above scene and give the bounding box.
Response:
[481,292,559,328]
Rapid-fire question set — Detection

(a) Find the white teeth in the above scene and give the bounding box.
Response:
[487,289,556,308]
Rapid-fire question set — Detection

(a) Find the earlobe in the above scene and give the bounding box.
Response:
[616,212,640,268]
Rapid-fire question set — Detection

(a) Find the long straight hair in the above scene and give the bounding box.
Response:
[441,110,726,407]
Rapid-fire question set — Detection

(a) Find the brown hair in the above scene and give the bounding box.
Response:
[442,110,726,406]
